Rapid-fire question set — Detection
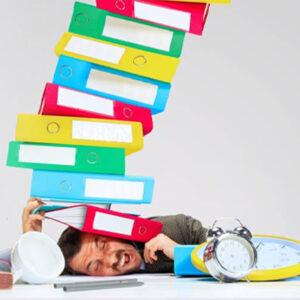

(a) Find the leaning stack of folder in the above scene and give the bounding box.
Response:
[6,0,230,242]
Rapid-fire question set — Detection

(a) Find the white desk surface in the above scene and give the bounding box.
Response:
[1,274,300,300]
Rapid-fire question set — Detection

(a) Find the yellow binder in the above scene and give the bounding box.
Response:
[15,114,143,156]
[55,32,180,83]
[163,0,230,4]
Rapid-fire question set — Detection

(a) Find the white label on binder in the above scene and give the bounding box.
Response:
[87,69,157,105]
[19,145,76,165]
[64,36,125,64]
[58,87,114,116]
[93,212,134,235]
[103,16,173,52]
[134,1,191,31]
[85,179,144,200]
[72,121,133,143]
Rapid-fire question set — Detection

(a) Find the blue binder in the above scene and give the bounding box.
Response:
[31,170,154,205]
[53,55,170,114]
[174,245,207,276]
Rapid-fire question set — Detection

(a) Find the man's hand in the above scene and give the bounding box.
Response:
[143,233,179,264]
[22,198,45,233]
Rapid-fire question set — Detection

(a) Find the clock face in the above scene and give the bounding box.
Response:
[252,237,300,270]
[215,237,253,273]
[192,235,300,281]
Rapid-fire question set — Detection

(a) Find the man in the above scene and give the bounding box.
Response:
[23,198,207,276]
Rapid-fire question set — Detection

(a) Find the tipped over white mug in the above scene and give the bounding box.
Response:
[11,232,65,284]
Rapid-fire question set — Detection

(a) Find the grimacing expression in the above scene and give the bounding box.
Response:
[68,233,142,276]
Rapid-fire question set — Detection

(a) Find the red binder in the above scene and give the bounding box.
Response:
[45,204,163,242]
[39,83,153,136]
[96,0,210,35]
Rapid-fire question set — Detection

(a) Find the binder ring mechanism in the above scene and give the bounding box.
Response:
[138,226,147,236]
[115,0,126,10]
[86,152,99,164]
[47,122,60,134]
[74,13,89,27]
[59,65,73,79]
[59,180,72,193]
[133,56,147,67]
[123,107,133,119]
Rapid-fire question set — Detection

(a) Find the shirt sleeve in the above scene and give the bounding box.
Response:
[144,214,207,273]
[180,214,208,245]
[151,214,207,245]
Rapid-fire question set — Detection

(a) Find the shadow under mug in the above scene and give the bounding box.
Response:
[11,232,65,284]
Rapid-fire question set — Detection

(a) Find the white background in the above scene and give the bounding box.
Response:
[0,0,299,248]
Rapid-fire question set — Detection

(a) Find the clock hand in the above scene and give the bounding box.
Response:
[255,242,264,251]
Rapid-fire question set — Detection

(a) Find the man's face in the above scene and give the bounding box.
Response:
[68,233,142,276]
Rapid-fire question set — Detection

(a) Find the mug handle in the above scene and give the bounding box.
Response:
[13,269,24,283]
[10,247,24,283]
[191,242,209,273]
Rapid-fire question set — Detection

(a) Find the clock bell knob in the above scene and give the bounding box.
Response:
[207,226,224,239]
[234,226,252,240]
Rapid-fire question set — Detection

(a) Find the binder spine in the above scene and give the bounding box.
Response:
[84,205,163,242]
[39,83,153,135]
[54,32,180,83]
[6,141,125,175]
[174,245,207,275]
[30,170,155,205]
[96,0,210,35]
[69,2,185,58]
[153,0,229,3]
[53,55,170,114]
[15,114,144,155]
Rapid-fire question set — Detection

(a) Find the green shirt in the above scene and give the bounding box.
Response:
[137,214,207,273]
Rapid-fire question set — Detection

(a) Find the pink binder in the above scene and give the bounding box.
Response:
[96,0,210,35]
[45,204,163,242]
[39,83,153,135]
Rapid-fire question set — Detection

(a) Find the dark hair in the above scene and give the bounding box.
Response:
[57,227,85,275]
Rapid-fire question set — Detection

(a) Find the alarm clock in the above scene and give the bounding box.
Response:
[192,218,257,282]
[192,234,300,281]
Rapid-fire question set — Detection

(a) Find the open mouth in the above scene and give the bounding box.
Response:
[119,252,134,268]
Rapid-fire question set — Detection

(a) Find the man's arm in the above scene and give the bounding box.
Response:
[143,233,178,264]
[144,215,207,265]
[22,198,45,233]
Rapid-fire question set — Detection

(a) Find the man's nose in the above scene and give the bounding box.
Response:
[102,252,118,268]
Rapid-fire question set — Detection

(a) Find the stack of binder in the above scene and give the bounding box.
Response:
[6,0,229,242]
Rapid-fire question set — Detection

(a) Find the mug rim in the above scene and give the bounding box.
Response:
[13,232,65,281]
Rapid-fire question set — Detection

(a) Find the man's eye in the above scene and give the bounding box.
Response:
[102,241,106,250]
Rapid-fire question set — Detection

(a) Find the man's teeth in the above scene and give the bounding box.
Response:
[120,255,126,267]
[119,253,131,267]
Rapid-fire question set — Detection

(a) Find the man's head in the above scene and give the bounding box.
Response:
[58,227,143,276]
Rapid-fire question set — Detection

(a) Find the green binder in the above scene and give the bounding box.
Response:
[6,141,125,175]
[69,2,185,58]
